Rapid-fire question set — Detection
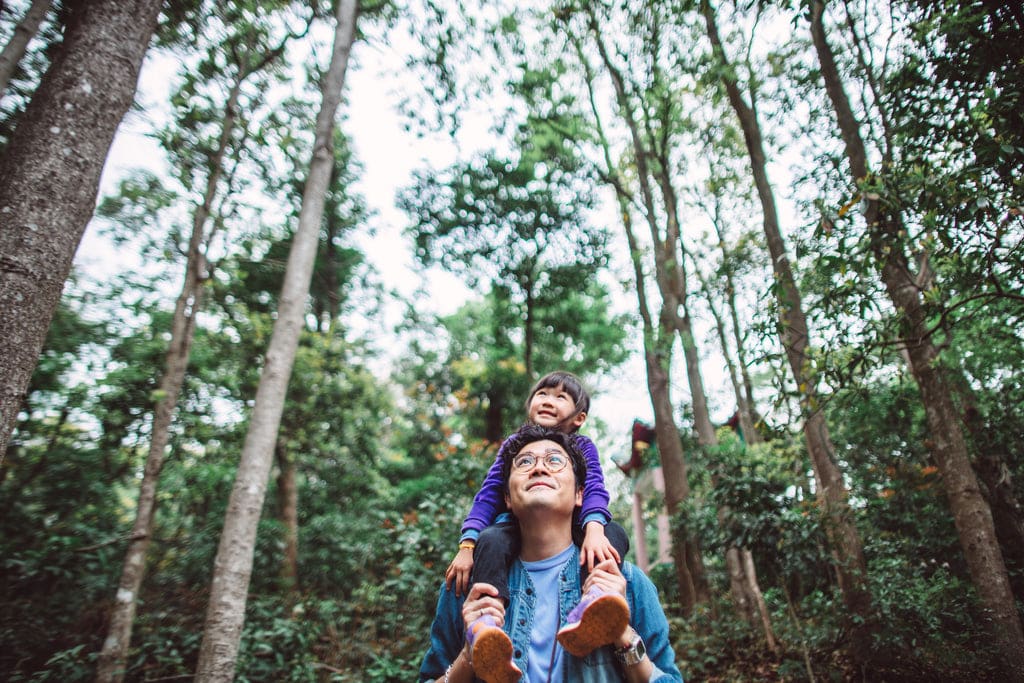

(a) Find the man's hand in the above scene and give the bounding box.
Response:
[582,559,630,644]
[580,521,621,572]
[445,546,474,597]
[461,582,506,631]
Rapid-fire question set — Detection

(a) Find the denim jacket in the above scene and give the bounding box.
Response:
[418,548,684,682]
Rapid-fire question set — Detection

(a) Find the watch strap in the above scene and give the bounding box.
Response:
[614,631,647,666]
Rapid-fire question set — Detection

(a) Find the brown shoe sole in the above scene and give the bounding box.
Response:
[472,627,522,683]
[556,593,630,658]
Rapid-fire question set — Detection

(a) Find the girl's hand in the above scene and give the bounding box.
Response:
[580,521,621,572]
[445,546,475,597]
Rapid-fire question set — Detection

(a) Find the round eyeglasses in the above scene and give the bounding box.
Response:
[511,449,570,473]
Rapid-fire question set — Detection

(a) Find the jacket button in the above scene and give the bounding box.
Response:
[525,588,532,595]
[515,650,522,658]
[519,619,526,626]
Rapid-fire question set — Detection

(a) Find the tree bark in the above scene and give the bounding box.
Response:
[807,1,1024,677]
[697,0,874,659]
[0,0,163,463]
[276,440,299,592]
[193,2,359,680]
[582,6,709,608]
[0,0,51,95]
[96,46,281,679]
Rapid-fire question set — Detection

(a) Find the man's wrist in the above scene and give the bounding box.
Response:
[614,625,636,649]
[613,627,647,667]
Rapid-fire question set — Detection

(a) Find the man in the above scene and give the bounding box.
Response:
[419,424,684,682]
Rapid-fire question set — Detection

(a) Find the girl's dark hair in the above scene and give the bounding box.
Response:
[500,424,587,492]
[524,371,591,432]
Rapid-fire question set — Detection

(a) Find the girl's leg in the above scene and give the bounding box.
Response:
[469,521,519,604]
[605,521,630,565]
[558,520,631,658]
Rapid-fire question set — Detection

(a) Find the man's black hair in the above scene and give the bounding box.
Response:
[500,424,587,492]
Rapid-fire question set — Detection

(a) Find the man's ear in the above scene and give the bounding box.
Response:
[574,487,583,507]
[571,411,587,429]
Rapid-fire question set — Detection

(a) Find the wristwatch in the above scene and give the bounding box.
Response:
[614,630,647,666]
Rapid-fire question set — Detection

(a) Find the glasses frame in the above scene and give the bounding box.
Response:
[511,448,571,474]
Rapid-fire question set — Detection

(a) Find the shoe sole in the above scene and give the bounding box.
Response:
[556,593,630,658]
[472,628,522,683]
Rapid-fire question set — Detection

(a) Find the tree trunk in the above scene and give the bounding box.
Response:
[582,6,711,608]
[0,0,51,94]
[0,0,163,463]
[275,440,299,592]
[613,170,698,611]
[707,273,777,641]
[710,215,762,445]
[742,548,777,653]
[807,2,1024,676]
[697,0,875,659]
[95,65,251,683]
[193,2,359,680]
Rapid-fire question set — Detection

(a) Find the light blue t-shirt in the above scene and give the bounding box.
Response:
[521,544,574,682]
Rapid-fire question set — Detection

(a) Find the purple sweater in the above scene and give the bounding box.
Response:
[459,434,612,542]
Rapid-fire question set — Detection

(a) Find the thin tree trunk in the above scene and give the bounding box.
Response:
[693,258,774,638]
[96,50,276,680]
[580,7,709,609]
[697,0,875,660]
[0,0,51,95]
[631,487,650,573]
[742,549,777,653]
[275,440,299,592]
[193,3,359,680]
[807,2,1024,676]
[709,210,762,444]
[0,0,163,463]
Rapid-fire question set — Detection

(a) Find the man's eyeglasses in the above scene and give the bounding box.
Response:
[511,449,570,473]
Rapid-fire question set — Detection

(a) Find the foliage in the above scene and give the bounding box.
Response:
[3,0,1024,680]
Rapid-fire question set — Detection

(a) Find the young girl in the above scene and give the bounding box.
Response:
[445,371,631,681]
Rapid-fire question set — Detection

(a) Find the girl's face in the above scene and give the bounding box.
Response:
[527,383,587,432]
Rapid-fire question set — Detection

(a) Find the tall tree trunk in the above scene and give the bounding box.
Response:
[275,440,299,592]
[0,0,51,94]
[807,2,1024,677]
[0,0,163,463]
[691,255,775,638]
[618,179,697,611]
[96,52,275,681]
[193,3,359,680]
[697,0,875,660]
[707,210,762,444]
[581,7,710,607]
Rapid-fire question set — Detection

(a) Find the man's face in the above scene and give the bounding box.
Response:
[504,439,582,516]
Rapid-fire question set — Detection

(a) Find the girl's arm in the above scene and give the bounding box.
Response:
[577,435,611,525]
[576,435,619,570]
[459,441,510,540]
[445,440,510,595]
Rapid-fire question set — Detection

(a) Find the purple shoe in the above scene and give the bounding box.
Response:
[465,614,522,683]
[556,586,630,657]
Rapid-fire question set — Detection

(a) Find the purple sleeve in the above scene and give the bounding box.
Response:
[577,435,612,525]
[460,438,511,539]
